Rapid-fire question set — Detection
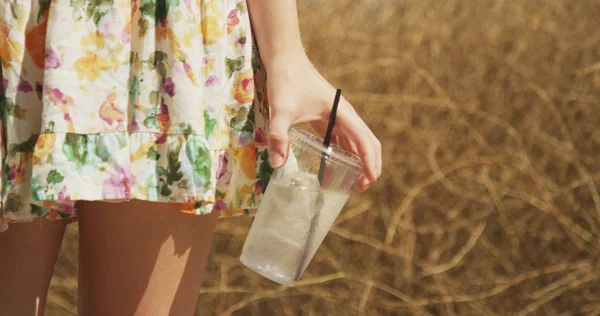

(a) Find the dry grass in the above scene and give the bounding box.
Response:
[47,0,600,315]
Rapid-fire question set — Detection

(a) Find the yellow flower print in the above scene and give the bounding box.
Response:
[231,146,256,179]
[240,183,254,195]
[232,69,254,103]
[201,16,225,46]
[0,23,24,68]
[81,32,106,49]
[99,92,126,130]
[131,141,156,161]
[74,52,112,82]
[33,133,57,165]
[201,56,216,76]
[167,30,188,61]
[201,0,225,46]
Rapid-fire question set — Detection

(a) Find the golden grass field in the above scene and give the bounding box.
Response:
[47,0,600,315]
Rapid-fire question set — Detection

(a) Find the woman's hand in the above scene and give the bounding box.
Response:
[265,55,382,192]
[245,0,381,191]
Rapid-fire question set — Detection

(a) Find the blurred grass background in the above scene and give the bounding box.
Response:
[47,0,600,315]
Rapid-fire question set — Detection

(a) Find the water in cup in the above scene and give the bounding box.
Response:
[240,128,362,286]
[240,170,349,286]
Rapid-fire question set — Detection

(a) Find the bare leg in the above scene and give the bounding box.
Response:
[77,200,219,316]
[0,218,67,316]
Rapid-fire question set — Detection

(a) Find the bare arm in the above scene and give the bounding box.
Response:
[247,0,307,72]
[246,0,382,190]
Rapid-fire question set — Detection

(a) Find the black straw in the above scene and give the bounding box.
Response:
[318,89,342,185]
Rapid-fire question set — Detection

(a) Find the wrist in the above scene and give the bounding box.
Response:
[263,49,310,73]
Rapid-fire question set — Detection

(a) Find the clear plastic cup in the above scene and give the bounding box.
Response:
[240,127,363,286]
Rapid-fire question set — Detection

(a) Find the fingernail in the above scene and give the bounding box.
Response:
[269,151,284,168]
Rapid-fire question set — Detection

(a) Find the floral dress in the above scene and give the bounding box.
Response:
[0,0,273,232]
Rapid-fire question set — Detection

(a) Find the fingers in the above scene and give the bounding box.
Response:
[336,99,382,183]
[339,135,371,192]
[268,110,293,168]
[356,175,372,192]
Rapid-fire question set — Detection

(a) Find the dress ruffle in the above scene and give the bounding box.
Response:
[0,0,274,231]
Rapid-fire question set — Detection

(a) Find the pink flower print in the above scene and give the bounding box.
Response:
[122,22,131,44]
[255,128,266,146]
[214,199,228,211]
[58,186,71,201]
[162,77,175,96]
[227,9,239,27]
[1,78,7,94]
[45,48,62,69]
[255,181,262,195]
[205,75,219,87]
[129,117,140,132]
[216,155,228,180]
[18,78,33,93]
[102,166,135,199]
[156,134,167,144]
[232,129,254,147]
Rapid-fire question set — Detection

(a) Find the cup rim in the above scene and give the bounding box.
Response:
[288,127,364,174]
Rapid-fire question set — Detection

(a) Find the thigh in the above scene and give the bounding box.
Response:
[77,200,219,316]
[0,218,67,316]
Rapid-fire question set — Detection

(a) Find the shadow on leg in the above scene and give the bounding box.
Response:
[77,200,219,316]
[0,218,67,316]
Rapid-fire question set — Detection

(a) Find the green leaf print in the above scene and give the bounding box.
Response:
[239,103,255,134]
[203,109,217,138]
[70,0,113,25]
[156,62,167,78]
[149,91,161,105]
[155,0,170,24]
[258,149,274,192]
[193,145,211,184]
[2,162,9,198]
[147,146,160,161]
[229,107,249,130]
[156,130,187,197]
[140,0,170,24]
[160,183,172,196]
[70,0,85,10]
[144,116,159,129]
[147,108,161,116]
[4,193,22,212]
[129,76,140,105]
[10,2,26,21]
[166,144,184,185]
[10,135,38,154]
[236,1,247,14]
[35,82,43,101]
[3,97,27,119]
[31,204,46,216]
[138,17,150,37]
[147,51,165,69]
[38,0,52,23]
[225,56,245,79]
[140,0,155,17]
[93,9,109,25]
[84,1,97,19]
[57,210,72,219]
[177,179,189,189]
[62,134,90,167]
[47,170,65,184]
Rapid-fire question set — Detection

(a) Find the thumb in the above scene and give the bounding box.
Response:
[268,112,292,168]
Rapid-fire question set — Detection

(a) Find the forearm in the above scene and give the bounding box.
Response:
[246,0,308,72]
